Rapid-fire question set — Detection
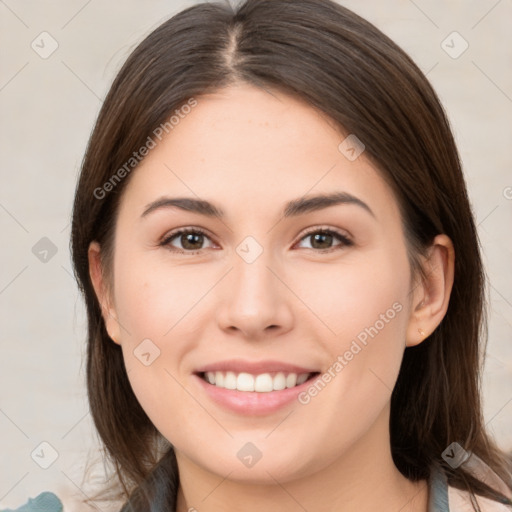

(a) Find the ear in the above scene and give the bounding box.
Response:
[406,234,455,347]
[88,241,122,345]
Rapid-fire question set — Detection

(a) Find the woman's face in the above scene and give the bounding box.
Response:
[95,83,422,483]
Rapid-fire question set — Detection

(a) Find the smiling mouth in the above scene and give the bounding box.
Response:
[197,371,320,392]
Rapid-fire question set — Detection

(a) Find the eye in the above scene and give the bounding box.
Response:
[295,227,353,252]
[160,226,353,255]
[160,227,216,254]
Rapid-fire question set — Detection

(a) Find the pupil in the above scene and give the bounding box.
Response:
[183,233,203,250]
[313,233,332,249]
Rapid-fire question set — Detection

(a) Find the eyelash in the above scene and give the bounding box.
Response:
[159,226,353,255]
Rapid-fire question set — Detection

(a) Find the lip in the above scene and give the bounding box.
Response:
[192,359,320,416]
[194,359,318,375]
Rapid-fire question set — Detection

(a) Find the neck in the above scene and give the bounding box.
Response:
[175,405,429,512]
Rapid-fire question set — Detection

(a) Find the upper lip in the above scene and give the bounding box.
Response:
[195,359,319,375]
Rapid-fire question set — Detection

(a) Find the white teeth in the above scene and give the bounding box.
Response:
[273,372,286,391]
[296,373,309,385]
[224,371,237,390]
[203,371,312,392]
[286,373,297,388]
[254,373,273,392]
[237,372,254,391]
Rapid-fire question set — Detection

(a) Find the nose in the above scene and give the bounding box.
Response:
[215,252,294,340]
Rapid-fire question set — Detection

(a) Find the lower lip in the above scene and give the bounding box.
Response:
[193,374,317,415]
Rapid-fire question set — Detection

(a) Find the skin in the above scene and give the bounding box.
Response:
[89,83,455,512]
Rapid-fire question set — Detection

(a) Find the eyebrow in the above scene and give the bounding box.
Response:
[141,192,375,220]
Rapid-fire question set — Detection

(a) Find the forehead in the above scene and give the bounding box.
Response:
[118,83,399,223]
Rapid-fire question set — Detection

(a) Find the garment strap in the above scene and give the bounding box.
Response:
[429,464,450,512]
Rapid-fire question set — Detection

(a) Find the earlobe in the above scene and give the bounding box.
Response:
[406,234,455,347]
[88,241,122,345]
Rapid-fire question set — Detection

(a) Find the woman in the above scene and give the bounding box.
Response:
[68,0,512,510]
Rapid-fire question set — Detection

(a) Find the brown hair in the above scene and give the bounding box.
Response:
[71,0,512,509]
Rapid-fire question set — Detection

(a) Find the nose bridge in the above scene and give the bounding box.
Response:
[215,241,293,337]
[233,251,274,303]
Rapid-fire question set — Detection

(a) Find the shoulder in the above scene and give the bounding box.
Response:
[429,462,512,512]
[0,492,63,512]
[448,486,512,512]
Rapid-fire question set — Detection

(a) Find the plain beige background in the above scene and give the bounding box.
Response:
[1,0,511,509]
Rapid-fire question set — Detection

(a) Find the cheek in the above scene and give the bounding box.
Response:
[292,246,411,409]
[111,252,218,434]
[289,246,410,349]
[288,273,409,474]
[113,249,213,343]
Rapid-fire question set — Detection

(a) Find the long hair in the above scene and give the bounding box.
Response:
[70,0,512,509]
